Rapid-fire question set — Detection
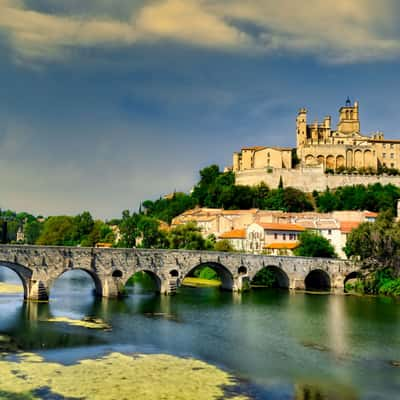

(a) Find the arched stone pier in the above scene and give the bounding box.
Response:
[0,245,358,300]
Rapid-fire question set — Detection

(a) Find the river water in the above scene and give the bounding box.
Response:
[0,268,399,399]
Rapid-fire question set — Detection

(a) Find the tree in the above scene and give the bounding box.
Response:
[137,216,168,248]
[24,220,42,244]
[74,211,94,243]
[167,222,208,250]
[36,216,76,246]
[294,231,337,258]
[214,239,235,252]
[343,211,400,294]
[119,210,140,248]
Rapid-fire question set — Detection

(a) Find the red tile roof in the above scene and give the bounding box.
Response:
[340,221,361,233]
[264,242,299,250]
[219,229,246,239]
[259,223,306,232]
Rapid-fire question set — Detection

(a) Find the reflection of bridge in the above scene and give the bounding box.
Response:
[0,245,359,301]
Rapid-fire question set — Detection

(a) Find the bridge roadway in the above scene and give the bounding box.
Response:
[0,245,358,301]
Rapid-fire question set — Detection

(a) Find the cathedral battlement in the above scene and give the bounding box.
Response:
[231,99,400,191]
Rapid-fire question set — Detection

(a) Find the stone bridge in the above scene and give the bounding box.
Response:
[0,245,359,301]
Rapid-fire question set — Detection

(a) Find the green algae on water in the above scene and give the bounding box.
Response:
[41,316,111,330]
[0,352,250,400]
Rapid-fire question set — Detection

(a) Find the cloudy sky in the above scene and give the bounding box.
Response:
[1,0,400,219]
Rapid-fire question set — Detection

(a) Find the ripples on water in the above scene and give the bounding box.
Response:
[0,268,399,399]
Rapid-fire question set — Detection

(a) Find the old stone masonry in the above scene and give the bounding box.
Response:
[0,245,358,301]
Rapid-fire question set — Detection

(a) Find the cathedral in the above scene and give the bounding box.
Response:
[232,99,400,173]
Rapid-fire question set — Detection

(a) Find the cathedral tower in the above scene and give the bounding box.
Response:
[337,97,360,135]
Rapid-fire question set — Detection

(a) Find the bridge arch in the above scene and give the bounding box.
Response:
[343,270,362,292]
[0,261,32,299]
[184,262,233,290]
[251,265,290,289]
[305,269,331,291]
[50,268,103,297]
[124,269,163,293]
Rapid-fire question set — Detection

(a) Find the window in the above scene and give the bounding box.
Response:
[274,233,278,239]
[383,144,386,148]
[391,144,394,149]
[283,234,286,240]
[390,153,394,159]
[383,153,386,158]
[391,163,395,168]
[328,229,332,235]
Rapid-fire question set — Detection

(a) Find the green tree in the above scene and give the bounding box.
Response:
[36,216,76,246]
[167,222,208,250]
[119,210,140,248]
[214,239,235,252]
[24,220,43,244]
[137,216,168,248]
[294,231,337,258]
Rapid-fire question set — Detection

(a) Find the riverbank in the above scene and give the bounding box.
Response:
[0,282,22,294]
[345,274,400,297]
[181,277,221,287]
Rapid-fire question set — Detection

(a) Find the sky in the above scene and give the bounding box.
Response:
[1,0,400,219]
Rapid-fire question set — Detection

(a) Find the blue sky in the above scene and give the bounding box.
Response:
[1,0,400,218]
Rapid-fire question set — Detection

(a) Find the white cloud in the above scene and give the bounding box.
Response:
[0,0,399,63]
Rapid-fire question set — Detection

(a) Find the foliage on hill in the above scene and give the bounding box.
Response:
[344,211,400,296]
[314,183,400,214]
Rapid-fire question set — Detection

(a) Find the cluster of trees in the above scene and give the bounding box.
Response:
[142,165,313,224]
[344,211,400,296]
[314,183,400,214]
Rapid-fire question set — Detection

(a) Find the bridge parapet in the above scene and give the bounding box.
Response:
[0,245,359,301]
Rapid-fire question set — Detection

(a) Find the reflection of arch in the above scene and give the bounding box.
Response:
[238,266,247,275]
[51,268,103,297]
[305,155,315,165]
[305,269,331,290]
[344,271,361,288]
[326,155,335,170]
[354,150,363,168]
[317,155,325,167]
[251,266,289,289]
[336,155,345,169]
[0,262,32,299]
[185,262,233,290]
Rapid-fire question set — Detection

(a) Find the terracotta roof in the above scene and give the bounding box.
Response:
[340,221,361,233]
[222,209,258,215]
[241,146,266,151]
[264,242,299,249]
[219,229,246,239]
[259,223,306,232]
[368,139,400,143]
[364,211,378,218]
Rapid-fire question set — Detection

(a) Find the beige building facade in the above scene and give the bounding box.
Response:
[231,99,400,174]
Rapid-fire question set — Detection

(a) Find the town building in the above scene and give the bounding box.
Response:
[173,207,377,258]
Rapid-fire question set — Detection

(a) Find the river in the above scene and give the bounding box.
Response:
[0,268,399,399]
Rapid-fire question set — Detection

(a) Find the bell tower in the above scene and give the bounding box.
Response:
[296,108,307,148]
[337,97,360,135]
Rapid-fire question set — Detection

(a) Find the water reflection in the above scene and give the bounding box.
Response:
[0,273,399,399]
